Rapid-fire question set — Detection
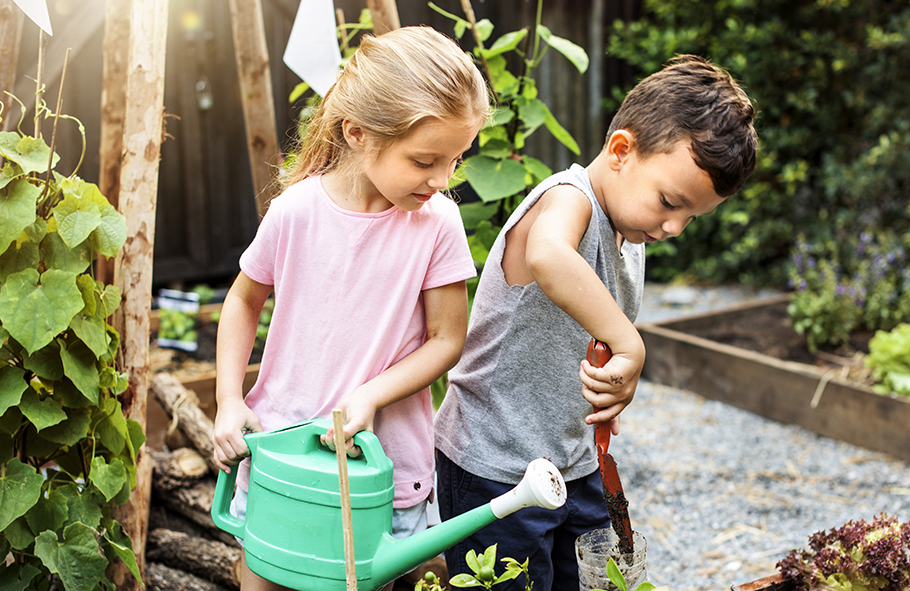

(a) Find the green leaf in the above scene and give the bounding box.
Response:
[0,365,28,416]
[459,201,499,231]
[494,568,520,584]
[449,573,483,588]
[60,340,100,405]
[478,138,514,160]
[0,268,84,355]
[543,104,580,155]
[0,458,44,531]
[4,516,35,550]
[40,230,92,274]
[70,314,109,359]
[58,484,103,529]
[516,97,547,130]
[0,178,40,254]
[0,560,42,590]
[464,155,529,202]
[474,19,494,43]
[537,25,589,73]
[522,155,552,184]
[0,160,23,191]
[488,107,514,127]
[52,193,101,249]
[465,549,481,574]
[126,418,146,463]
[482,29,527,58]
[90,456,128,502]
[0,406,23,435]
[606,557,628,591]
[481,543,497,568]
[19,387,67,431]
[0,240,39,278]
[93,397,127,455]
[90,205,127,258]
[53,378,96,409]
[34,522,108,591]
[634,582,657,591]
[26,488,68,539]
[0,133,59,175]
[289,81,310,103]
[22,340,64,381]
[39,407,90,446]
[102,521,140,584]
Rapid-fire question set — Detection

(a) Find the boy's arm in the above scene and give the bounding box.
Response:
[524,185,645,426]
[212,271,272,472]
[323,280,469,452]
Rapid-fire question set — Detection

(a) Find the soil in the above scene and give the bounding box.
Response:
[679,300,875,386]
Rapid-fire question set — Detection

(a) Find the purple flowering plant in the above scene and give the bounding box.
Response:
[787,230,910,353]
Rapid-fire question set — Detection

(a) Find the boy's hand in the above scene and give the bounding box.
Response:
[212,399,263,472]
[579,352,642,429]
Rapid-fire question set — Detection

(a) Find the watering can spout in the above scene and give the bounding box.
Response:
[371,458,567,586]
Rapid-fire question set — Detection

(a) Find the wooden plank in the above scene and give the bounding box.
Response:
[228,0,279,218]
[110,0,169,586]
[96,0,130,285]
[366,0,400,34]
[639,304,910,463]
[0,0,25,132]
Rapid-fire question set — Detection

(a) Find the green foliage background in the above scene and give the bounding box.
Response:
[606,0,910,286]
[1,110,141,589]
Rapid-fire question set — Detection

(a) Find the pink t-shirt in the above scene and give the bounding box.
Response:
[236,176,475,507]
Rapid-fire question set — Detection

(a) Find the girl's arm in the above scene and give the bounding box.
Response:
[524,185,645,428]
[323,280,469,452]
[212,271,273,472]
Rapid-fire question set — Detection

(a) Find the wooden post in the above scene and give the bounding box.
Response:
[228,0,279,218]
[0,0,24,132]
[97,0,131,285]
[366,0,400,34]
[110,0,168,587]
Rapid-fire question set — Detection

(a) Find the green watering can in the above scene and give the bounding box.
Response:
[211,419,567,591]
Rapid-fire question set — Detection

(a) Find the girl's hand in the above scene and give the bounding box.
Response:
[320,386,381,458]
[579,351,642,428]
[212,399,263,472]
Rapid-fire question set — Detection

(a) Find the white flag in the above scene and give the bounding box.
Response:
[283,0,341,97]
[13,0,52,36]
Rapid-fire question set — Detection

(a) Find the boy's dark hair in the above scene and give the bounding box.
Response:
[608,55,758,197]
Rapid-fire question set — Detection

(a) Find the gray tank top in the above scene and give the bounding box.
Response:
[435,164,645,484]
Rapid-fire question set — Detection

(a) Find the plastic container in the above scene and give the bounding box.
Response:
[576,529,648,591]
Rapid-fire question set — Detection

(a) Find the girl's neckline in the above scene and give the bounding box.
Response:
[317,176,401,217]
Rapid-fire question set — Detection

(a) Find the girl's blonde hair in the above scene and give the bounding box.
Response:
[285,26,490,186]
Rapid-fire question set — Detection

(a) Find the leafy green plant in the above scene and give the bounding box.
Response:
[777,513,910,591]
[865,324,910,397]
[0,98,141,589]
[430,0,589,278]
[592,556,656,591]
[415,544,533,591]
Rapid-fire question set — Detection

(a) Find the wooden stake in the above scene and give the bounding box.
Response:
[109,0,168,587]
[228,0,279,219]
[365,0,400,35]
[0,0,25,132]
[96,0,131,286]
[332,409,358,591]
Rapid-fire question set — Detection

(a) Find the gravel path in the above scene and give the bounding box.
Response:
[609,283,910,591]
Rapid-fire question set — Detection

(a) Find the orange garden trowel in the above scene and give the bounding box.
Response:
[586,338,635,556]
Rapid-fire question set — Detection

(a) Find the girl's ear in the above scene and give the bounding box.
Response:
[606,130,634,171]
[342,119,367,149]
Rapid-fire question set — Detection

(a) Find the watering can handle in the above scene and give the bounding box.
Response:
[211,465,245,538]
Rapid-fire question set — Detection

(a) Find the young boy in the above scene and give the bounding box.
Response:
[434,55,758,590]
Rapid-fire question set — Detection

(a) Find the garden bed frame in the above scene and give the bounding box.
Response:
[638,295,910,463]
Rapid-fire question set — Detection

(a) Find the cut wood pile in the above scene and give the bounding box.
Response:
[147,373,241,591]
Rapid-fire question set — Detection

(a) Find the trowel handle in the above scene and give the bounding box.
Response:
[586,338,613,454]
[211,466,245,538]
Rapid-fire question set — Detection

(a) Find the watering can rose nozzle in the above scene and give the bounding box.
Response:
[490,458,567,518]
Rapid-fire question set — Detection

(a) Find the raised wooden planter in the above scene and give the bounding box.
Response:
[638,295,910,463]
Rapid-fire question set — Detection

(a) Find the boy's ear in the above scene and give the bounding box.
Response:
[605,130,634,171]
[342,119,366,149]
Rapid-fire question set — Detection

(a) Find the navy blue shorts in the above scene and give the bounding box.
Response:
[436,450,612,591]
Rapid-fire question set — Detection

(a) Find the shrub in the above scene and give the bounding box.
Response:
[605,0,910,286]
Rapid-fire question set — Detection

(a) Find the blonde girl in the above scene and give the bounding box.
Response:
[212,26,489,591]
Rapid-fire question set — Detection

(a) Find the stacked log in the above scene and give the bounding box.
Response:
[147,374,241,591]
